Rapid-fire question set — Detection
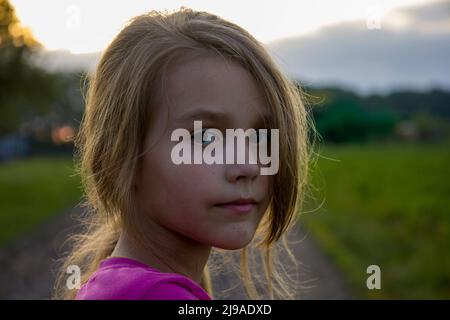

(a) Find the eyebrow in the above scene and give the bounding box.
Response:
[176,108,271,127]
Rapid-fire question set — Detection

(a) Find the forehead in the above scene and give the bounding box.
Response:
[155,55,270,126]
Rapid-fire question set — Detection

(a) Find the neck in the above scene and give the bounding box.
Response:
[111,222,211,284]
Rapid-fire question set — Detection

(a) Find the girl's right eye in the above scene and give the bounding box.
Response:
[191,128,221,147]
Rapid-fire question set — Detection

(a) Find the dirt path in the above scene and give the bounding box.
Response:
[0,205,82,299]
[0,205,353,299]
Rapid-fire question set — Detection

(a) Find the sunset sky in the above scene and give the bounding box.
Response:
[10,0,449,93]
[12,0,428,54]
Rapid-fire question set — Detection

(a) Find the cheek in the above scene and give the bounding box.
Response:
[135,160,223,244]
[136,149,221,216]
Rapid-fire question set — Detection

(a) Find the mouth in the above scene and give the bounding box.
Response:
[214,198,258,214]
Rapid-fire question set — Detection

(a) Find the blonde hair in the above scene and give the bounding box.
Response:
[54,7,315,300]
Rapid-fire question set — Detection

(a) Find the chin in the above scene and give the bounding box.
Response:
[210,230,255,250]
[213,242,250,250]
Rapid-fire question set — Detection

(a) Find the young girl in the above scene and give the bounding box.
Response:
[54,7,314,300]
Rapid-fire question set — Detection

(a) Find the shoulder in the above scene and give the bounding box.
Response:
[76,264,211,300]
[142,278,210,300]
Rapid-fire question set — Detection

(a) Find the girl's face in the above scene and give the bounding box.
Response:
[135,55,272,250]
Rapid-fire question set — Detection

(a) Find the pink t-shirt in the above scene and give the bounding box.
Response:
[75,257,212,300]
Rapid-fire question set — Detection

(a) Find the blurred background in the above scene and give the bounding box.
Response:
[0,0,449,299]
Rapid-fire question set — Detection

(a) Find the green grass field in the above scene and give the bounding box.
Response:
[0,157,81,245]
[303,143,450,299]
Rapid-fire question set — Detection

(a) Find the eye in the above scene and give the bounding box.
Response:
[191,128,221,146]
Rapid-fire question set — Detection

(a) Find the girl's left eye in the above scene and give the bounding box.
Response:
[191,128,221,146]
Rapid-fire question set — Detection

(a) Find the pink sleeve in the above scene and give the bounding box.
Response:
[143,280,200,300]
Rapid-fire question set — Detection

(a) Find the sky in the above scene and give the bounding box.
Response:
[268,0,450,93]
[12,0,428,53]
[12,0,450,94]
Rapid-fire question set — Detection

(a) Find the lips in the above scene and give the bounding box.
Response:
[215,198,257,214]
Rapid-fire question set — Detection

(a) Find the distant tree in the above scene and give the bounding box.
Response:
[364,89,450,120]
[307,87,397,143]
[0,0,58,136]
[0,0,40,49]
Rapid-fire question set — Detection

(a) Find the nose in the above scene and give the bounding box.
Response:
[224,137,260,182]
[225,162,260,182]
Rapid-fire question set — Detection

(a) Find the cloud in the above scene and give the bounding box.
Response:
[267,0,450,94]
[401,0,450,24]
